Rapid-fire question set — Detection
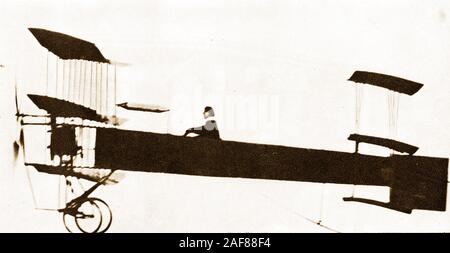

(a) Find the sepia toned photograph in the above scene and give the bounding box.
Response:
[0,0,449,234]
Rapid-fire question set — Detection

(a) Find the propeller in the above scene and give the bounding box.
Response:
[12,141,19,162]
[11,80,38,209]
[13,80,25,165]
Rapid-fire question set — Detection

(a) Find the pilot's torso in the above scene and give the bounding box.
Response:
[202,119,220,139]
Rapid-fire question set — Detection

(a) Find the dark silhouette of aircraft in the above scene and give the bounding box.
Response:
[12,28,448,233]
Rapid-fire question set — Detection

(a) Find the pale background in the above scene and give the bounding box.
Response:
[0,0,449,232]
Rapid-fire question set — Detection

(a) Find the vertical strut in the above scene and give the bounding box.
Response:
[68,60,71,101]
[62,61,65,100]
[72,60,76,102]
[56,58,59,98]
[46,51,49,95]
[95,63,99,112]
[79,60,83,103]
[99,63,103,115]
[351,85,363,198]
[90,62,93,109]
[106,64,109,116]
[114,64,117,123]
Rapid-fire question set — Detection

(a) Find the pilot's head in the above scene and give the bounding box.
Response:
[203,106,214,119]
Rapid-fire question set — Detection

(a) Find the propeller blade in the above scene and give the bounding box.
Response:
[18,128,24,147]
[13,83,24,164]
[12,81,25,167]
[13,141,20,163]
[14,80,19,116]
[19,128,25,161]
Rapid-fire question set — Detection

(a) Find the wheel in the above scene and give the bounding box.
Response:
[90,198,113,233]
[62,197,112,233]
[75,198,102,233]
[62,198,102,233]
[62,211,78,233]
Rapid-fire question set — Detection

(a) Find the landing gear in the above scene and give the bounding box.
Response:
[46,123,115,233]
[91,198,113,233]
[61,197,112,233]
[60,172,114,233]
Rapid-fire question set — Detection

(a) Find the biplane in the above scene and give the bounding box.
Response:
[12,28,449,233]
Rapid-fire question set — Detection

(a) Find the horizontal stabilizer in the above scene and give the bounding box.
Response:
[117,102,169,113]
[348,71,423,95]
[348,134,418,155]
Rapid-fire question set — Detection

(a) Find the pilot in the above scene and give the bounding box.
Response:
[183,106,220,139]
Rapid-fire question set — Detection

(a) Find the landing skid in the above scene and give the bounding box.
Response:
[343,197,412,214]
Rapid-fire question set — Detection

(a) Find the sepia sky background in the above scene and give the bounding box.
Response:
[0,0,449,232]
